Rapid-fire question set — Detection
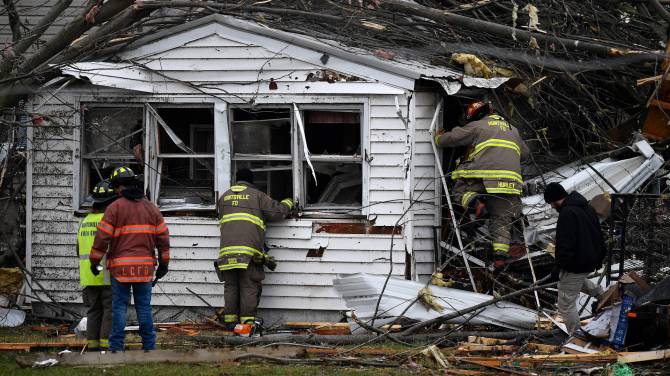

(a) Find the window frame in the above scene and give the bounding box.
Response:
[228,102,369,214]
[75,100,219,212]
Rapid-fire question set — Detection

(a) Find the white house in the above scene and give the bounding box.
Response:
[26,14,505,321]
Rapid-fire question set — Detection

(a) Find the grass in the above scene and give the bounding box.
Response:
[0,351,426,376]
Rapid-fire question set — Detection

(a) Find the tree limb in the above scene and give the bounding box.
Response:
[378,0,662,58]
[17,0,134,75]
[0,0,73,76]
[2,0,21,43]
[648,0,670,24]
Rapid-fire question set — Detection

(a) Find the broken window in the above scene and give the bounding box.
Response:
[79,104,215,211]
[146,105,215,210]
[301,110,362,208]
[230,106,363,211]
[80,106,144,207]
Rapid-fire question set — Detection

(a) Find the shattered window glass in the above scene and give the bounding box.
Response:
[233,161,293,200]
[80,106,144,207]
[154,107,215,209]
[231,108,293,200]
[303,110,362,207]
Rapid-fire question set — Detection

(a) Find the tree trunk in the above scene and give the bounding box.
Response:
[2,0,21,43]
[17,0,134,75]
[0,0,73,76]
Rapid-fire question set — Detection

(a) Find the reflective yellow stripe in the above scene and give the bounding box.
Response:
[493,243,510,253]
[219,213,266,230]
[434,134,441,145]
[240,316,255,323]
[485,187,522,195]
[461,192,477,207]
[87,339,100,347]
[281,199,293,209]
[469,139,520,160]
[100,339,109,348]
[218,262,249,271]
[231,185,247,192]
[451,169,522,183]
[219,245,262,258]
[224,314,239,323]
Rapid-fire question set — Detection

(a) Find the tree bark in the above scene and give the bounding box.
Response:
[0,0,73,75]
[17,0,134,75]
[51,6,153,65]
[378,0,661,59]
[2,0,21,43]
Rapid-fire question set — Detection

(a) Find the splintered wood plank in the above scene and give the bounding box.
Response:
[16,347,304,367]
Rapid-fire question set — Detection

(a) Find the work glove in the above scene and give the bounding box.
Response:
[155,262,169,280]
[90,263,100,276]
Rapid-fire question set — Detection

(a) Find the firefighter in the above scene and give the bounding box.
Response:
[89,166,170,352]
[77,179,117,351]
[434,100,529,262]
[217,168,292,333]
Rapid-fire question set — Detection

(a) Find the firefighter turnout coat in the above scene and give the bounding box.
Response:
[78,212,110,286]
[216,182,292,272]
[435,114,529,195]
[90,197,170,283]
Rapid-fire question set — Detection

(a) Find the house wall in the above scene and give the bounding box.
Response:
[27,25,440,320]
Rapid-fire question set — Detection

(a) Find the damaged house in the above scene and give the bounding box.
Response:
[23,14,512,321]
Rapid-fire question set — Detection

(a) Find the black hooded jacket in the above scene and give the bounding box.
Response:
[555,191,606,273]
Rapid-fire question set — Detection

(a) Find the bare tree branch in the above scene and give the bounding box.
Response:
[0,0,73,76]
[2,0,21,43]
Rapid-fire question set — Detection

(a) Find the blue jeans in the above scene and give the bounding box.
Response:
[109,277,155,351]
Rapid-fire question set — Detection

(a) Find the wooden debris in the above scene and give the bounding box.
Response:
[16,347,304,368]
[0,340,86,352]
[283,322,351,335]
[456,343,518,353]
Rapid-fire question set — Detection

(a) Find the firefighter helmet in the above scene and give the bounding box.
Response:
[464,100,492,122]
[91,179,116,205]
[109,166,138,188]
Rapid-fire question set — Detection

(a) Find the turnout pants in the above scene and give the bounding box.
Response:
[558,270,604,335]
[82,286,112,349]
[453,178,522,254]
[223,262,265,324]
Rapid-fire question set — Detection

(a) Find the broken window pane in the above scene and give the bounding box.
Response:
[305,162,362,206]
[302,110,362,207]
[232,108,291,155]
[83,107,143,156]
[81,105,144,206]
[233,161,293,200]
[304,110,360,155]
[158,158,215,208]
[153,107,216,209]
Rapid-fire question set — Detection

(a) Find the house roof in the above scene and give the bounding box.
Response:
[59,14,507,93]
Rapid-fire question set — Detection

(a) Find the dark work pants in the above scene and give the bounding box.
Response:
[223,263,265,324]
[82,286,112,349]
[453,178,522,253]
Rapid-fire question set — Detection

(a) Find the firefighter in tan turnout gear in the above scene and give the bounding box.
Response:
[435,100,529,263]
[216,168,293,334]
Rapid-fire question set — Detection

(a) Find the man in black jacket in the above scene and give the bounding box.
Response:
[544,182,605,335]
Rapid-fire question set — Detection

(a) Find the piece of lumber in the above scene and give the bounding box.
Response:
[524,343,559,354]
[456,343,518,353]
[445,369,488,376]
[306,348,406,356]
[467,336,509,345]
[0,341,86,351]
[15,347,304,368]
[618,349,670,364]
